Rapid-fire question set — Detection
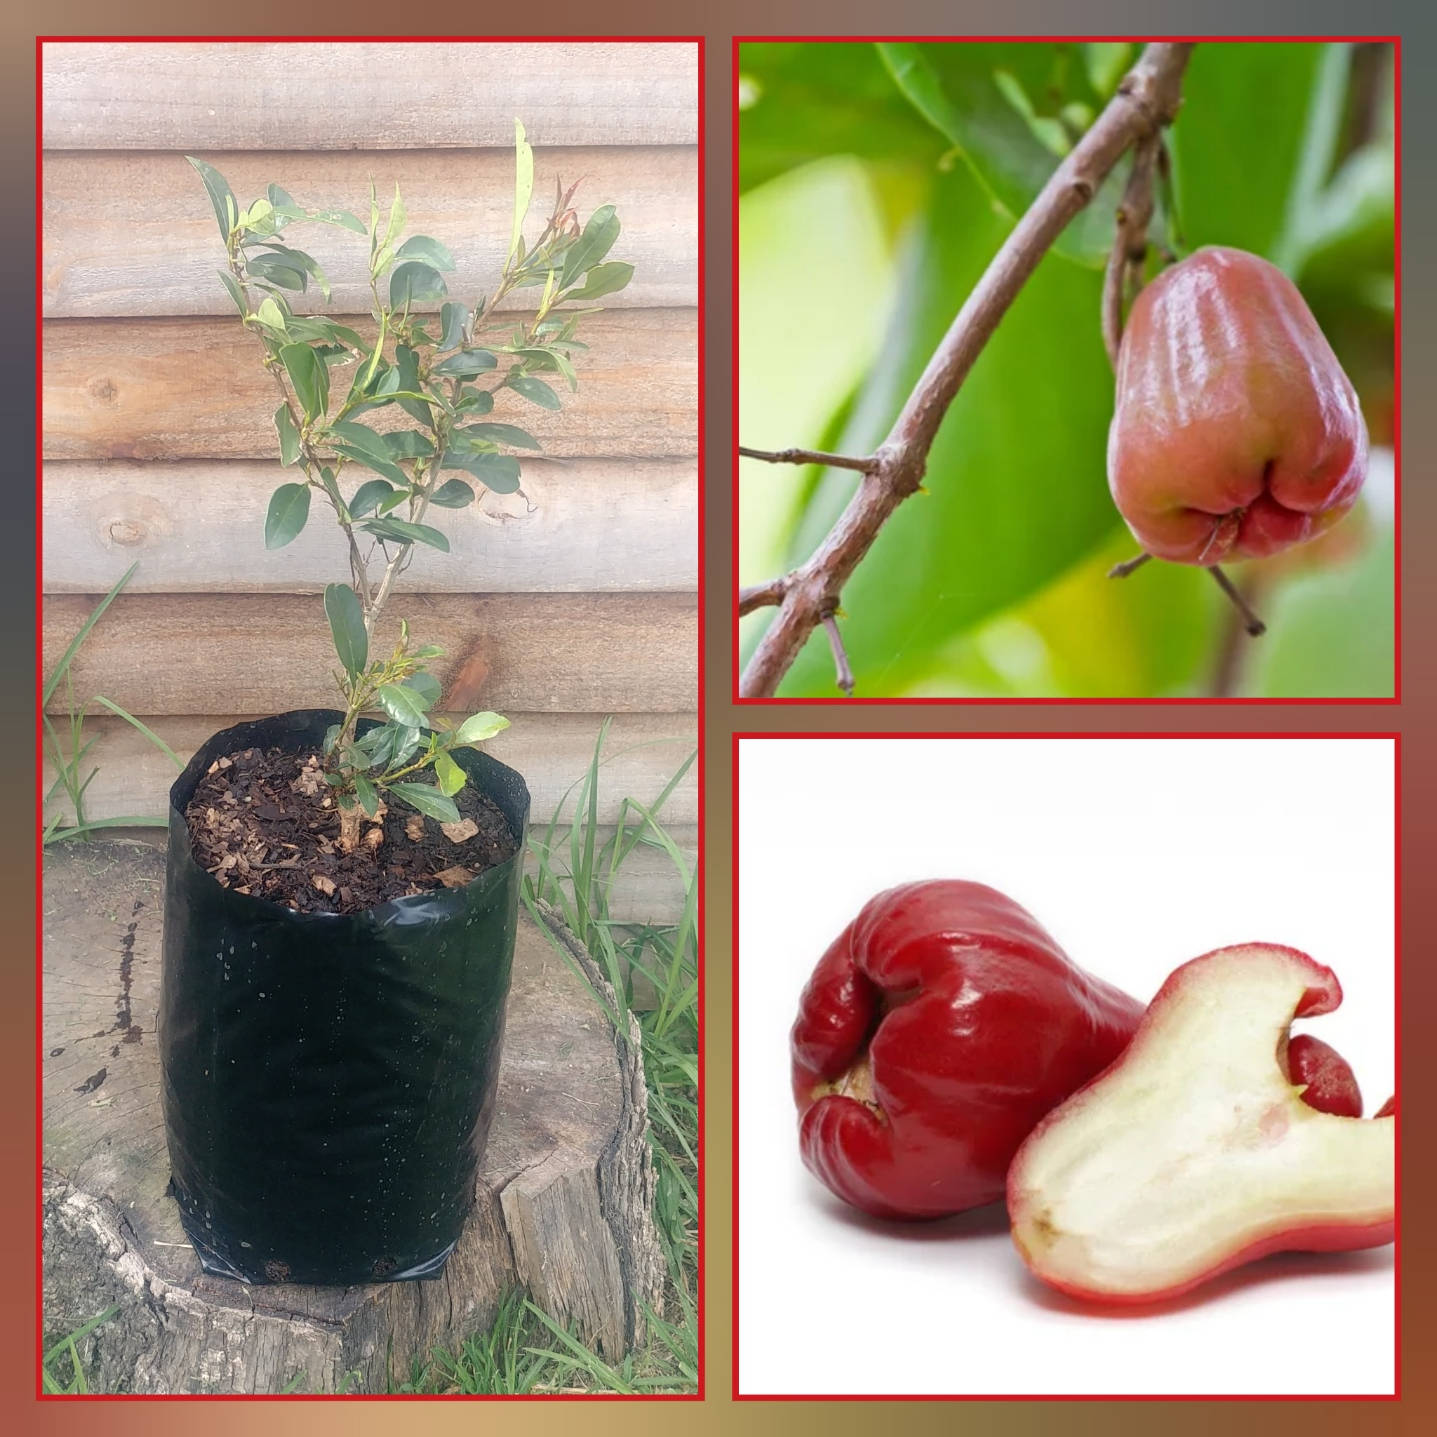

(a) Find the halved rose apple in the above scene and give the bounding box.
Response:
[1007,944,1394,1304]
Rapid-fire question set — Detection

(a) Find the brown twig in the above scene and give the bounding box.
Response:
[738,577,789,616]
[739,446,878,473]
[738,42,1195,698]
[820,612,855,697]
[1108,552,1153,579]
[1208,565,1267,638]
[1102,131,1161,367]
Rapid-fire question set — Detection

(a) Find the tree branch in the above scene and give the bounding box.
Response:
[738,41,1195,699]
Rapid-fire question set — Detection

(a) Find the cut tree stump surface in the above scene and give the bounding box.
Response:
[43,841,662,1394]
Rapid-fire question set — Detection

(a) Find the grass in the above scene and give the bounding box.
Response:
[403,717,699,1395]
[43,562,183,844]
[42,1306,119,1393]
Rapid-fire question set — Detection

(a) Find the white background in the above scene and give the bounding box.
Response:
[736,737,1396,1397]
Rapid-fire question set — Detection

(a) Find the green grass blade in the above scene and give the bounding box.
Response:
[42,564,138,706]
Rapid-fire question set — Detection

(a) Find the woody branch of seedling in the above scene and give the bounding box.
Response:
[190,122,633,852]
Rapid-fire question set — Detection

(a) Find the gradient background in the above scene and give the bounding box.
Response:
[17,0,1437,1428]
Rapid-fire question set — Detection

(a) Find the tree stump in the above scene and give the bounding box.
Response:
[42,841,663,1394]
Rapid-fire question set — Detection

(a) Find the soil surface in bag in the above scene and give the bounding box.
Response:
[162,710,530,1285]
[184,743,517,915]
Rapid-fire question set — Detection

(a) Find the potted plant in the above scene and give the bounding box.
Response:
[160,124,633,1285]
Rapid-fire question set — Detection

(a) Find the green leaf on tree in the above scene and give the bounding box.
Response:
[560,204,620,287]
[324,582,367,679]
[273,404,302,465]
[353,773,380,816]
[443,452,521,494]
[506,374,561,410]
[187,155,237,241]
[264,482,310,548]
[428,479,476,508]
[396,235,455,271]
[281,342,328,422]
[218,269,248,317]
[362,517,451,551]
[383,430,436,460]
[563,260,634,303]
[439,301,468,351]
[390,260,448,308]
[348,479,395,518]
[432,349,498,378]
[509,118,534,266]
[460,422,541,450]
[433,750,466,797]
[387,782,460,824]
[455,711,510,745]
[376,682,433,726]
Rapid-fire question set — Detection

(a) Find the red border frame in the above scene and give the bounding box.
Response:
[731,35,1402,707]
[36,33,705,1403]
[731,730,1401,1401]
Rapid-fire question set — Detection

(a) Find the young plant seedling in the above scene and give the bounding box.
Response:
[1007,943,1394,1304]
[188,122,633,854]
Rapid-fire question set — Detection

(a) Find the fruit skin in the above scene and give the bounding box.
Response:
[1007,944,1394,1305]
[791,884,1370,1221]
[1108,246,1368,565]
[792,882,1148,1220]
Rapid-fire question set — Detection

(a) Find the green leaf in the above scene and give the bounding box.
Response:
[396,235,455,271]
[428,478,476,507]
[362,517,451,551]
[737,42,940,193]
[383,430,435,460]
[439,301,468,350]
[390,260,448,308]
[246,252,308,291]
[218,269,248,316]
[406,671,443,706]
[387,782,460,824]
[455,388,495,416]
[328,420,409,485]
[349,479,395,517]
[563,261,634,303]
[392,345,432,425]
[443,452,521,493]
[506,374,560,410]
[459,422,541,450]
[878,41,1122,267]
[455,711,510,745]
[273,404,301,466]
[433,750,466,797]
[264,482,310,548]
[254,294,288,335]
[311,208,368,234]
[376,682,433,726]
[509,118,534,265]
[560,205,620,287]
[432,349,498,378]
[281,342,328,422]
[324,582,367,679]
[187,155,237,241]
[763,162,1119,695]
[1171,41,1328,262]
[256,242,330,301]
[353,772,380,816]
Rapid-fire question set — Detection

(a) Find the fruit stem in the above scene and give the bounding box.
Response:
[1208,565,1267,637]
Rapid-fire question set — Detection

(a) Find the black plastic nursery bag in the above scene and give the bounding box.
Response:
[159,710,530,1285]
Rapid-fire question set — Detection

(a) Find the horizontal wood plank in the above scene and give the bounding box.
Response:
[42,42,698,149]
[43,592,697,715]
[43,712,696,829]
[44,147,696,317]
[43,309,696,461]
[43,460,696,594]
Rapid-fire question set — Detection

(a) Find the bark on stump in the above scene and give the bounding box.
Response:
[42,841,663,1394]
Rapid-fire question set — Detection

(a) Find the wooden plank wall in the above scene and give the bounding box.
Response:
[41,41,699,920]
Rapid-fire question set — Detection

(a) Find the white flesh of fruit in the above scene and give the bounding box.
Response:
[1010,945,1394,1299]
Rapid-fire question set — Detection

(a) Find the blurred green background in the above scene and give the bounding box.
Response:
[738,41,1395,698]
